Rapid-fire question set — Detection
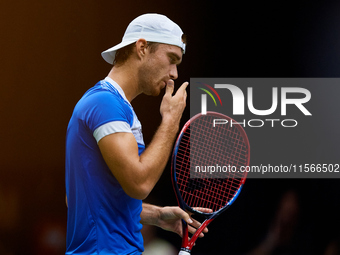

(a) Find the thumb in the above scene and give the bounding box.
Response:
[165,79,175,96]
[175,207,193,224]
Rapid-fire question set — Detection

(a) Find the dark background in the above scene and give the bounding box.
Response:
[1,0,340,254]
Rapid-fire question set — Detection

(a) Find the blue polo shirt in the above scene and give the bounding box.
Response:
[65,77,145,254]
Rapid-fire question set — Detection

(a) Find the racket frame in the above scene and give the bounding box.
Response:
[171,111,250,253]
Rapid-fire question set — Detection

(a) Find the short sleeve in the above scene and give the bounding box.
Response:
[81,90,134,141]
[93,121,132,142]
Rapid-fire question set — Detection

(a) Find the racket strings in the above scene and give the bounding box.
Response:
[175,114,249,212]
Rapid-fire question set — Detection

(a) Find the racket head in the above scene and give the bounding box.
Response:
[171,111,250,217]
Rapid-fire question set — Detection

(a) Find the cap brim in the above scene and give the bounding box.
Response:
[101,40,136,65]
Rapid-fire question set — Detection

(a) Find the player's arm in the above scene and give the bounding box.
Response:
[98,80,188,200]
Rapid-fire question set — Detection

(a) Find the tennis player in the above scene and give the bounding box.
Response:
[65,14,208,255]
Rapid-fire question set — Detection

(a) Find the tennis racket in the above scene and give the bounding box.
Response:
[171,111,250,255]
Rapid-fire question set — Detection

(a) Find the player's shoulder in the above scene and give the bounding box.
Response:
[72,80,134,125]
[80,82,127,108]
[85,82,119,99]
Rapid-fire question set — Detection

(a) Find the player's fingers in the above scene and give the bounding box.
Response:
[192,207,213,214]
[187,225,206,238]
[188,217,201,228]
[174,207,193,224]
[165,79,175,96]
[173,81,188,96]
[179,81,189,91]
[174,82,188,104]
[189,218,209,234]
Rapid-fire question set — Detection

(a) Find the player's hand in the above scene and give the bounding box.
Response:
[189,207,213,238]
[159,80,189,126]
[156,206,212,238]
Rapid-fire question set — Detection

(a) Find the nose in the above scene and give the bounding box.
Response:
[169,65,178,80]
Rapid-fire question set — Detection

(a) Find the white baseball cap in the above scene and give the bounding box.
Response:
[101,13,186,65]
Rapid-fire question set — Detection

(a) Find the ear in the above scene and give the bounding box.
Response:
[135,38,148,59]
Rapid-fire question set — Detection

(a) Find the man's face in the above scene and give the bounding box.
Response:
[138,43,183,96]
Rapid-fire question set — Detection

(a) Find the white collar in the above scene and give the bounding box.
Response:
[104,77,131,105]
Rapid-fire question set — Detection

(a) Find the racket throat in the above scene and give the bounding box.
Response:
[190,219,213,247]
[181,219,213,252]
[181,221,189,248]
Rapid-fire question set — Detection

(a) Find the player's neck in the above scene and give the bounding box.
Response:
[107,64,140,102]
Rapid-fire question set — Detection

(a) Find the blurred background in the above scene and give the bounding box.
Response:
[1,0,340,254]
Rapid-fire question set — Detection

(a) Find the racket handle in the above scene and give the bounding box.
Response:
[178,250,190,255]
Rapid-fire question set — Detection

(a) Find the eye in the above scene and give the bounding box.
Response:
[168,53,181,65]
